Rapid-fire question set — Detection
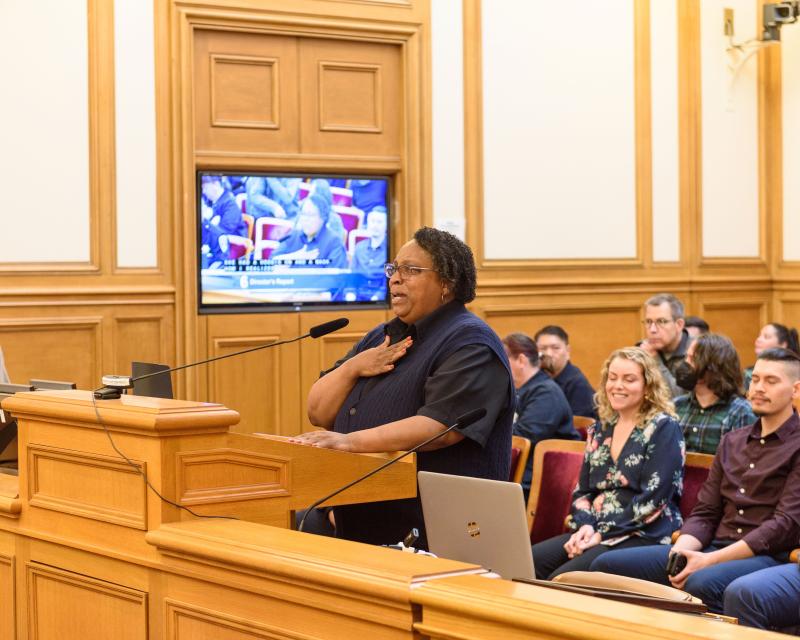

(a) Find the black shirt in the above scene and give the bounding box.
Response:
[330,312,509,446]
[553,361,597,419]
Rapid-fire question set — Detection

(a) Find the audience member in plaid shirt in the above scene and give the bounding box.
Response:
[673,333,756,455]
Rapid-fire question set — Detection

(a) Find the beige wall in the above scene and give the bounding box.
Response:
[1,0,799,431]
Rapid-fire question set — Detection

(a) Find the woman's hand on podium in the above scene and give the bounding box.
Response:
[288,430,354,452]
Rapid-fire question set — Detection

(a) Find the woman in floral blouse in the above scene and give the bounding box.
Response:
[532,347,685,579]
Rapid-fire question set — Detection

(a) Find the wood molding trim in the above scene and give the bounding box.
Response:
[175,448,291,506]
[0,553,15,640]
[635,0,652,267]
[27,562,148,639]
[210,53,281,129]
[27,444,148,530]
[318,60,384,133]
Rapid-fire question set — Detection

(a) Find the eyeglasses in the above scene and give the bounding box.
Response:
[384,263,437,279]
[642,318,675,328]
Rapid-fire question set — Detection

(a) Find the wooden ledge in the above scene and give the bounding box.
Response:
[0,473,20,517]
[412,575,774,640]
[2,390,239,435]
[146,520,484,604]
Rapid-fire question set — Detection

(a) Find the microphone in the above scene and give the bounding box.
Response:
[309,317,348,339]
[93,318,350,399]
[297,407,487,533]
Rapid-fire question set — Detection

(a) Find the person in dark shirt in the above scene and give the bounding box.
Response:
[200,175,248,264]
[350,206,388,278]
[288,227,514,548]
[638,293,692,397]
[351,179,388,215]
[502,332,577,498]
[271,193,347,269]
[592,347,800,620]
[534,325,597,419]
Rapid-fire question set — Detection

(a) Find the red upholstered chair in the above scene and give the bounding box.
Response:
[348,229,371,257]
[225,235,253,260]
[667,451,714,544]
[335,206,363,235]
[679,451,714,520]
[572,415,595,441]
[527,439,585,544]
[256,240,279,260]
[330,186,354,207]
[509,435,532,484]
[254,217,294,260]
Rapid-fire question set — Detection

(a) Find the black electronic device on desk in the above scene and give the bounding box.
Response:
[30,379,77,391]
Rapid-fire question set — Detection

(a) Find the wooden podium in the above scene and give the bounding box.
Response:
[0,391,777,640]
[0,390,415,539]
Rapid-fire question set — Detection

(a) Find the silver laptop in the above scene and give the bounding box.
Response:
[418,471,535,580]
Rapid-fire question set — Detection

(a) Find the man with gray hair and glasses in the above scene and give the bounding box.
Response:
[639,293,692,397]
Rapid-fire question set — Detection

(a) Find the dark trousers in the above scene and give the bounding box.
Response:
[532,533,653,580]
[295,508,336,537]
[724,563,800,630]
[590,544,784,614]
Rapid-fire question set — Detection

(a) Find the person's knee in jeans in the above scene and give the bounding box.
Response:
[723,576,762,627]
[589,544,671,582]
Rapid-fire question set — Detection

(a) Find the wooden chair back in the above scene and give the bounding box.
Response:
[509,435,532,484]
[527,439,585,544]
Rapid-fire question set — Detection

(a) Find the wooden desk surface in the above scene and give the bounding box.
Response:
[413,574,786,640]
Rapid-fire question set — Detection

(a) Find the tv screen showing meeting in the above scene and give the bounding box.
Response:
[197,172,391,314]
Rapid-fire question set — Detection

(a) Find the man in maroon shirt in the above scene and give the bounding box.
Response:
[591,347,800,618]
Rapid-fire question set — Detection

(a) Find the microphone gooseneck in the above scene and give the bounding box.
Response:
[95,318,350,397]
[297,408,487,532]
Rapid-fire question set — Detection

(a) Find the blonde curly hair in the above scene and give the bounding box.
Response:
[594,347,676,424]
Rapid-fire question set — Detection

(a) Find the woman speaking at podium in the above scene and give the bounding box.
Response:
[291,227,515,547]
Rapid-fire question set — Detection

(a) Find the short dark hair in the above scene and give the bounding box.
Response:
[645,293,685,320]
[766,323,800,354]
[413,227,477,303]
[684,316,710,333]
[692,333,743,399]
[304,193,331,223]
[502,333,539,367]
[756,347,800,380]
[534,325,569,344]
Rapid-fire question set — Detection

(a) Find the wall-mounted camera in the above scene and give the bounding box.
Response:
[763,1,799,41]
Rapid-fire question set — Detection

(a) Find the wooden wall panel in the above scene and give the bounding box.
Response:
[0,553,13,640]
[698,297,768,367]
[0,317,102,390]
[166,599,295,640]
[480,302,643,387]
[27,563,147,640]
[775,291,800,330]
[194,29,299,154]
[114,315,168,375]
[204,313,301,435]
[27,445,147,530]
[299,38,402,158]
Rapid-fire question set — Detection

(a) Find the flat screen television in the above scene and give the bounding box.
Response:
[197,172,391,314]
